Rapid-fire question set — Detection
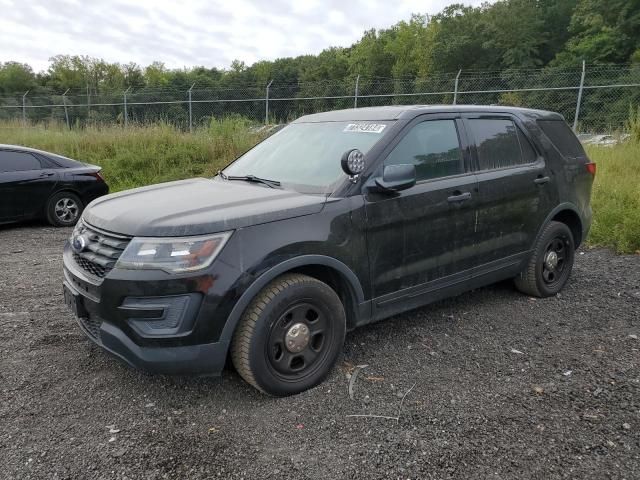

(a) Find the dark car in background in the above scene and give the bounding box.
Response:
[0,145,108,227]
[62,105,594,396]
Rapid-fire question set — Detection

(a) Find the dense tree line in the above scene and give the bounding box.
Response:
[1,0,638,129]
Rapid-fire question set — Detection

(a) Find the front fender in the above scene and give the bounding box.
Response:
[217,255,367,346]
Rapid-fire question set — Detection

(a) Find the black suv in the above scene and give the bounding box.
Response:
[62,106,595,396]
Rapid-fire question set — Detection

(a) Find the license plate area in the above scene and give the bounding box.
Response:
[64,284,89,318]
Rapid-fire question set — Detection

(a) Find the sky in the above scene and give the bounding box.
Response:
[0,0,483,73]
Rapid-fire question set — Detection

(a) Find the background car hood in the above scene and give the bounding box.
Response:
[83,178,327,237]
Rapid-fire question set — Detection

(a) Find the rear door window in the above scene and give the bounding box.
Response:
[517,128,538,163]
[0,151,42,172]
[467,118,537,170]
[537,119,586,158]
[384,119,463,181]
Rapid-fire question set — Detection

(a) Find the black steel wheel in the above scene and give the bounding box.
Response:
[515,221,575,297]
[231,273,346,396]
[266,302,332,378]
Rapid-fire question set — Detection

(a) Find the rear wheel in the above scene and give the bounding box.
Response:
[514,221,575,297]
[231,273,346,396]
[46,192,83,227]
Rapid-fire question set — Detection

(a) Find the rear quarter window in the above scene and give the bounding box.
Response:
[537,120,586,159]
[47,152,86,168]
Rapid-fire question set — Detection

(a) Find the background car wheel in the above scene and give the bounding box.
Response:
[514,221,575,298]
[231,273,346,396]
[46,192,83,227]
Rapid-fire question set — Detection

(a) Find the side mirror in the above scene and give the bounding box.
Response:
[374,164,416,192]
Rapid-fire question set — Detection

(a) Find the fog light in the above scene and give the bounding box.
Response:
[119,294,202,337]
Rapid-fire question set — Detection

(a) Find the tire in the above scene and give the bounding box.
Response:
[231,273,346,396]
[46,192,83,227]
[514,221,575,298]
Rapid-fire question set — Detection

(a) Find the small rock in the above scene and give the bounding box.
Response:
[629,334,638,340]
[144,402,155,408]
[108,437,116,443]
[112,448,128,457]
[532,386,544,395]
[510,349,524,355]
[622,423,631,430]
[363,395,371,404]
[108,428,120,434]
[563,370,573,376]
[606,440,615,447]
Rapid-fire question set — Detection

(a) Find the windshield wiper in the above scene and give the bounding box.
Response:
[218,171,281,189]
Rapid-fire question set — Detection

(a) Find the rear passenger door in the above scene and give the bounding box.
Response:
[464,115,557,275]
[0,150,58,221]
[364,114,478,318]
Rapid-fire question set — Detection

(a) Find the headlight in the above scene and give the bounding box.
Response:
[115,232,232,273]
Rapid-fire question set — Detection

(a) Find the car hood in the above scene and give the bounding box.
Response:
[83,178,327,237]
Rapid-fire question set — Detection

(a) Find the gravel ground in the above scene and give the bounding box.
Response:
[0,223,639,480]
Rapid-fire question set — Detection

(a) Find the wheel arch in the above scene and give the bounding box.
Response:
[551,208,583,247]
[219,255,366,345]
[534,203,584,249]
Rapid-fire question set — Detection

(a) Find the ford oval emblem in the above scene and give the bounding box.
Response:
[71,234,87,253]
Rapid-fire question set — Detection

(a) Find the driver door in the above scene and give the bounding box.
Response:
[364,115,479,320]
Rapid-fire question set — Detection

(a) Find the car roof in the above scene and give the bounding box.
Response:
[293,105,564,123]
[0,144,89,168]
[0,144,52,155]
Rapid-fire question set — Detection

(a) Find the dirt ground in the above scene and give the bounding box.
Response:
[0,223,638,480]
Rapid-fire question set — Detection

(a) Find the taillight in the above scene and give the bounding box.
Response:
[90,171,105,182]
[585,162,596,176]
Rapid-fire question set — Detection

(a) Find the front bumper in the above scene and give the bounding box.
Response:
[62,242,238,376]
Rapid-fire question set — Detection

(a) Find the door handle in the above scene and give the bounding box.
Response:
[39,172,54,177]
[447,192,471,203]
[534,176,550,185]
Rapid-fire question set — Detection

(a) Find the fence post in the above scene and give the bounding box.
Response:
[573,60,586,132]
[62,88,70,129]
[453,69,462,105]
[265,79,273,124]
[123,86,131,128]
[354,75,360,108]
[86,84,90,122]
[188,83,195,133]
[22,90,29,125]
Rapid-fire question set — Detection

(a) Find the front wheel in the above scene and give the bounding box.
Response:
[514,221,575,297]
[231,273,346,396]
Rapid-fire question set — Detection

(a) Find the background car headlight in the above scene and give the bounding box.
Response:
[115,232,232,273]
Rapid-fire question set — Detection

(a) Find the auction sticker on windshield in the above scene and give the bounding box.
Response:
[343,123,387,134]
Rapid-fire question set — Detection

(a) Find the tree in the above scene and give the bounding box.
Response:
[0,62,37,94]
[553,0,640,64]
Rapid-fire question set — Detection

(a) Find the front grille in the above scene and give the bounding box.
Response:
[79,315,102,340]
[72,222,131,279]
[73,253,107,277]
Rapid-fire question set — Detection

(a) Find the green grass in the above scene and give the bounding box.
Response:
[1,120,638,253]
[586,141,640,254]
[0,118,262,191]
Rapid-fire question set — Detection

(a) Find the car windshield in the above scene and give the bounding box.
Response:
[222,121,393,193]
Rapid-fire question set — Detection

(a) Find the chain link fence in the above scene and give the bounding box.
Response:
[1,64,639,133]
